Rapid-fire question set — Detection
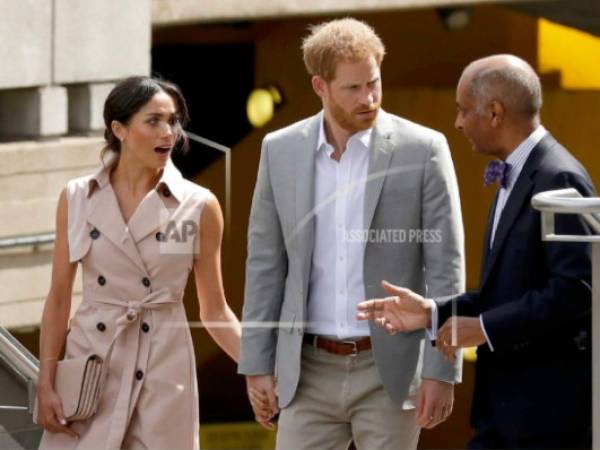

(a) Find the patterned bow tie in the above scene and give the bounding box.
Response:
[484,160,511,188]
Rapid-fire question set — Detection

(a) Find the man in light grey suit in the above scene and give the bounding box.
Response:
[239,18,465,450]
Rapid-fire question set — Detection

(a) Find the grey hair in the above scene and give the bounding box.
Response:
[468,64,542,118]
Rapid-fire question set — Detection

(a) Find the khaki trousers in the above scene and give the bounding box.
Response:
[276,343,420,450]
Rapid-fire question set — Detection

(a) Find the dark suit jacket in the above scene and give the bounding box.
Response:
[438,133,594,437]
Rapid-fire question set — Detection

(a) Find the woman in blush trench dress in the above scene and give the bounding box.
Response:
[34,76,246,450]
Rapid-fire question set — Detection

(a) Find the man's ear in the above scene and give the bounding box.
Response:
[311,75,327,99]
[490,100,505,128]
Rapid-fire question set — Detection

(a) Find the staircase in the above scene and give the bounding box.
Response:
[0,326,41,449]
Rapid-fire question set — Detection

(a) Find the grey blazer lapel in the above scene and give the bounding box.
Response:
[294,113,319,296]
[363,113,394,231]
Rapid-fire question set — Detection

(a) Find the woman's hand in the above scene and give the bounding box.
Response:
[35,384,79,438]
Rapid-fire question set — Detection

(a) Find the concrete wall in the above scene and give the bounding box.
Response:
[0,0,150,138]
[54,0,151,83]
[0,138,102,328]
[0,1,52,89]
[152,0,531,25]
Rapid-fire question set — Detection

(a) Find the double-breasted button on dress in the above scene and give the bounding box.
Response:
[39,152,210,450]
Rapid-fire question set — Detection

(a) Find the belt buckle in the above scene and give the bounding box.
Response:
[342,340,358,357]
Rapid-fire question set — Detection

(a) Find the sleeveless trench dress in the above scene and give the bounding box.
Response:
[39,152,208,450]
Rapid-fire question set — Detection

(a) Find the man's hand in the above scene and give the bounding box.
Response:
[437,317,486,362]
[357,280,432,333]
[416,379,454,429]
[246,375,279,430]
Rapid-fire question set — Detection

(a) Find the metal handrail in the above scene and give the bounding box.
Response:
[0,232,55,250]
[0,326,39,413]
[531,188,600,240]
[0,326,39,384]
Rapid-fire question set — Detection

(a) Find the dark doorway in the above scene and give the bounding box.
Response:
[152,38,254,178]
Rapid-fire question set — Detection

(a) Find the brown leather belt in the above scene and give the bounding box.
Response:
[303,334,371,356]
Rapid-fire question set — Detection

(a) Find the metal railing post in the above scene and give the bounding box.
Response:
[532,188,600,450]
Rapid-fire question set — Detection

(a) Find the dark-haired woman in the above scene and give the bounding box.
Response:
[35,77,242,450]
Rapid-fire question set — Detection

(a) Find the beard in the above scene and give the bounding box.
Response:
[329,97,380,133]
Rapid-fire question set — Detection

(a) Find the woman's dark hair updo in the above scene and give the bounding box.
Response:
[102,76,190,160]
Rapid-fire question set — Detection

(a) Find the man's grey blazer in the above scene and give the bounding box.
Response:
[239,110,465,408]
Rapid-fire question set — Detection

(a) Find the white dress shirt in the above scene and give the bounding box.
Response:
[489,125,547,246]
[431,125,547,351]
[306,116,372,339]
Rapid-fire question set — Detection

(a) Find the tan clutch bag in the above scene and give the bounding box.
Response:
[34,354,104,423]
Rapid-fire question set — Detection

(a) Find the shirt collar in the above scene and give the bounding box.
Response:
[87,150,185,202]
[505,125,547,166]
[503,124,546,189]
[316,113,373,157]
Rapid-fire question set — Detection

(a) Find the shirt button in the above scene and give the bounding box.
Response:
[96,322,106,332]
[97,275,106,286]
[135,370,144,380]
[142,277,151,288]
[141,322,150,333]
[90,228,100,240]
[155,231,166,242]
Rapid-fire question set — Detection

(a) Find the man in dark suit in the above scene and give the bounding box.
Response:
[357,54,594,449]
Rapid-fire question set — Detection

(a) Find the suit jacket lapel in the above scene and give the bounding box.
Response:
[480,191,499,281]
[363,113,394,231]
[480,142,547,288]
[295,114,319,297]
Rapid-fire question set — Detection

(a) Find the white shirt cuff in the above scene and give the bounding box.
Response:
[479,315,494,351]
[426,299,438,340]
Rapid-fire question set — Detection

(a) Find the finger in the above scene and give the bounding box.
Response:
[249,388,270,406]
[381,280,409,297]
[249,388,272,408]
[442,346,457,362]
[438,322,450,345]
[250,401,271,417]
[249,392,272,416]
[441,402,453,421]
[426,402,444,429]
[356,311,371,321]
[357,299,375,312]
[415,386,426,424]
[255,416,275,430]
[384,322,398,335]
[52,401,67,427]
[51,402,79,438]
[58,425,79,438]
[45,416,78,438]
[41,417,63,434]
[265,386,280,415]
[440,317,458,346]
[417,413,434,429]
[418,405,437,429]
